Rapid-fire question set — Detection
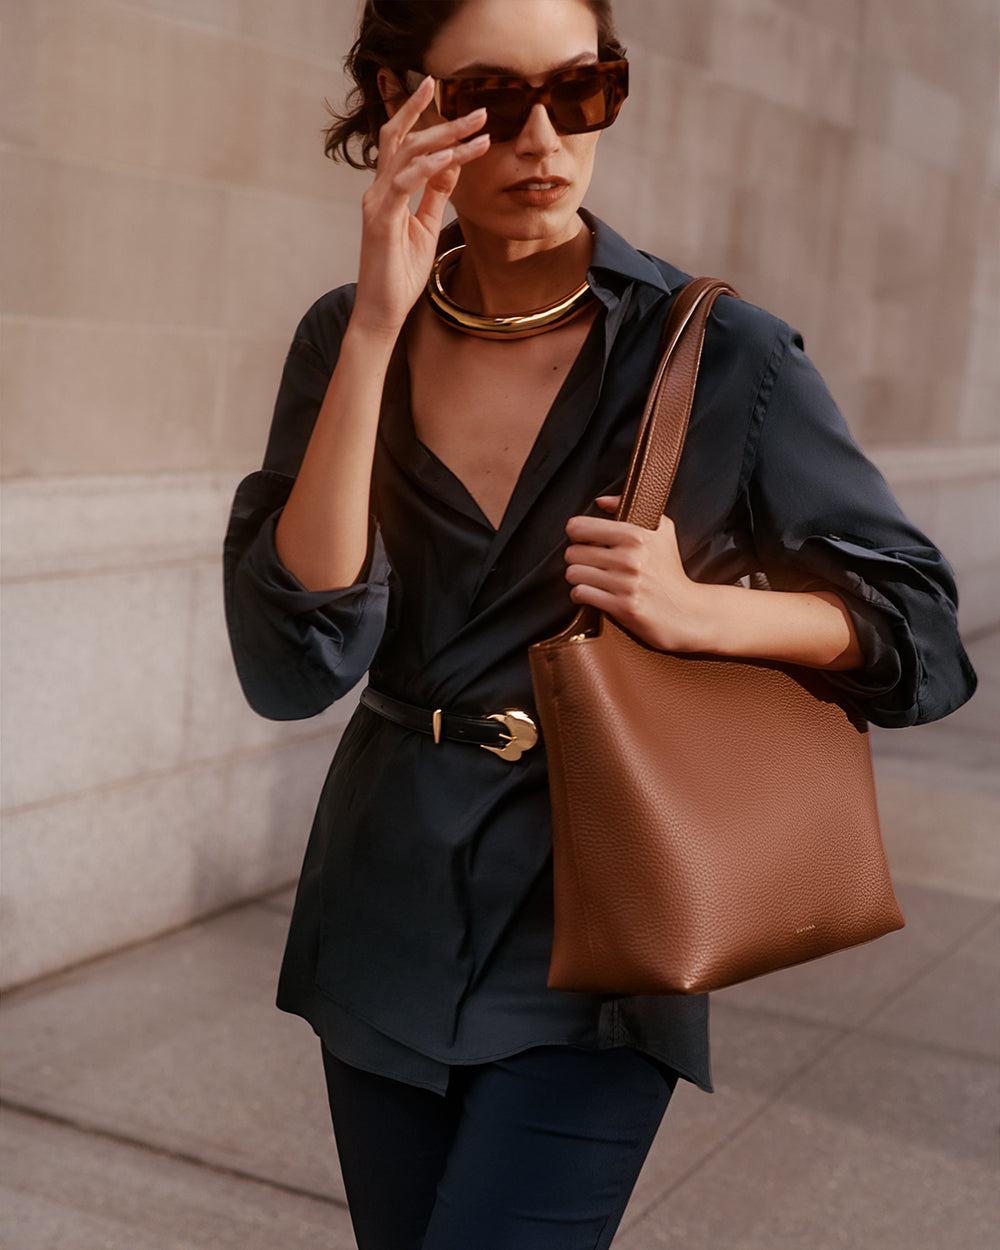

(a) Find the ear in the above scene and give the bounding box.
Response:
[377,67,408,119]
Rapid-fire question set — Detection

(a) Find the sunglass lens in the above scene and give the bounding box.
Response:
[550,74,613,132]
[453,85,528,140]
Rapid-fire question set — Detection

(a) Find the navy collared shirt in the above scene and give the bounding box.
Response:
[224,212,976,1094]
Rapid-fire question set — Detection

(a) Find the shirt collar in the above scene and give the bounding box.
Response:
[579,208,674,296]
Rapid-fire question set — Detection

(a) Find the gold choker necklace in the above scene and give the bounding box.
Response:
[425,245,594,340]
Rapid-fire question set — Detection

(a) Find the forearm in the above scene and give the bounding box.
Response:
[686,584,864,671]
[274,321,397,591]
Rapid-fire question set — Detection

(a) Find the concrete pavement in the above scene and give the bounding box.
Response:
[2,632,998,1250]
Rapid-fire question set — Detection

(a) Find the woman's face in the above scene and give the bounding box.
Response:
[421,0,604,246]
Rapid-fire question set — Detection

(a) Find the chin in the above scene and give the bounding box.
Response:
[456,197,587,243]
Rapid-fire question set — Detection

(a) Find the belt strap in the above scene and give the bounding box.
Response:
[360,687,539,761]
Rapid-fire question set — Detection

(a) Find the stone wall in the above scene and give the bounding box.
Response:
[3,0,998,988]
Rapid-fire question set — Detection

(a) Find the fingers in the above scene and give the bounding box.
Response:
[392,130,489,198]
[564,541,634,573]
[565,562,632,596]
[380,91,487,169]
[568,582,626,614]
[565,513,639,546]
[378,74,435,156]
[404,108,488,160]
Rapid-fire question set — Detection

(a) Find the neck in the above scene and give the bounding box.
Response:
[449,217,593,315]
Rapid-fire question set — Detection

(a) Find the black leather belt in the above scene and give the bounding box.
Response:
[360,687,539,762]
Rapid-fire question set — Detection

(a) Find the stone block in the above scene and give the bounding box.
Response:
[221,187,361,338]
[623,1007,837,1226]
[958,379,1000,446]
[737,96,816,195]
[966,312,1000,386]
[1,766,227,988]
[0,732,344,989]
[0,906,344,1201]
[866,0,998,102]
[0,0,41,146]
[768,0,865,41]
[672,71,751,182]
[617,1034,999,1249]
[240,0,358,65]
[709,0,858,128]
[875,761,1000,901]
[155,26,338,198]
[867,911,1000,1060]
[0,318,224,477]
[716,882,996,1027]
[1,473,234,579]
[886,68,964,172]
[0,1107,354,1249]
[215,735,343,900]
[1,150,227,326]
[32,0,160,170]
[117,0,240,32]
[608,46,685,159]
[615,0,716,67]
[1,566,194,809]
[217,333,296,472]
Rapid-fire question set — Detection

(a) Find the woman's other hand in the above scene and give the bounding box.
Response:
[564,496,864,671]
[352,76,490,339]
[564,497,705,652]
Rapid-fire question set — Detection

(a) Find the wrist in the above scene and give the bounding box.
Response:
[676,581,730,654]
[342,314,402,358]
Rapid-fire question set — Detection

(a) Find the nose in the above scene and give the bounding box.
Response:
[512,101,561,157]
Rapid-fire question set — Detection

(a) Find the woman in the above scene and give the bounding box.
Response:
[224,2,977,1246]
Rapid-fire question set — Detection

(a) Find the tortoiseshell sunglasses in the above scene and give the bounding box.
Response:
[404,60,628,142]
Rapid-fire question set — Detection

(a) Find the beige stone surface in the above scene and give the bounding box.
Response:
[707,0,858,127]
[1,318,225,477]
[2,566,195,810]
[0,733,340,989]
[2,150,229,326]
[221,188,360,338]
[1,473,235,579]
[219,333,297,468]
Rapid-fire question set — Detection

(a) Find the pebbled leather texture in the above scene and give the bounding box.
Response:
[530,278,904,996]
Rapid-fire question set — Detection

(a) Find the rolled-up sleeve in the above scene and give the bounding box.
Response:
[745,329,977,728]
[223,286,390,720]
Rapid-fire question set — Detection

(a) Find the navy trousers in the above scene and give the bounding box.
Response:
[321,1043,677,1250]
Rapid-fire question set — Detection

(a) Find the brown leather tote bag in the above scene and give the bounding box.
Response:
[530,278,904,996]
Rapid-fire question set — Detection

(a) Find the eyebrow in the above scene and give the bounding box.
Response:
[444,52,599,77]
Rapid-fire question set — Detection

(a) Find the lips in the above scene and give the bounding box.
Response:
[506,176,569,192]
[504,176,570,207]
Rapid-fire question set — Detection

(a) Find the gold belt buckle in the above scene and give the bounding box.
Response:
[481,710,539,762]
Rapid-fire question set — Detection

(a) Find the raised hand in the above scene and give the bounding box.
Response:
[352,76,490,338]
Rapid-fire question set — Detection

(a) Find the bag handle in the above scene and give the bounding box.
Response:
[615,277,738,530]
[543,277,738,645]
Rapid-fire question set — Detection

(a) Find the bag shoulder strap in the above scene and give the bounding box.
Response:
[615,277,739,530]
[533,277,739,648]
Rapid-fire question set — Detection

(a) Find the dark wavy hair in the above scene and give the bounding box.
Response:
[325,0,626,170]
